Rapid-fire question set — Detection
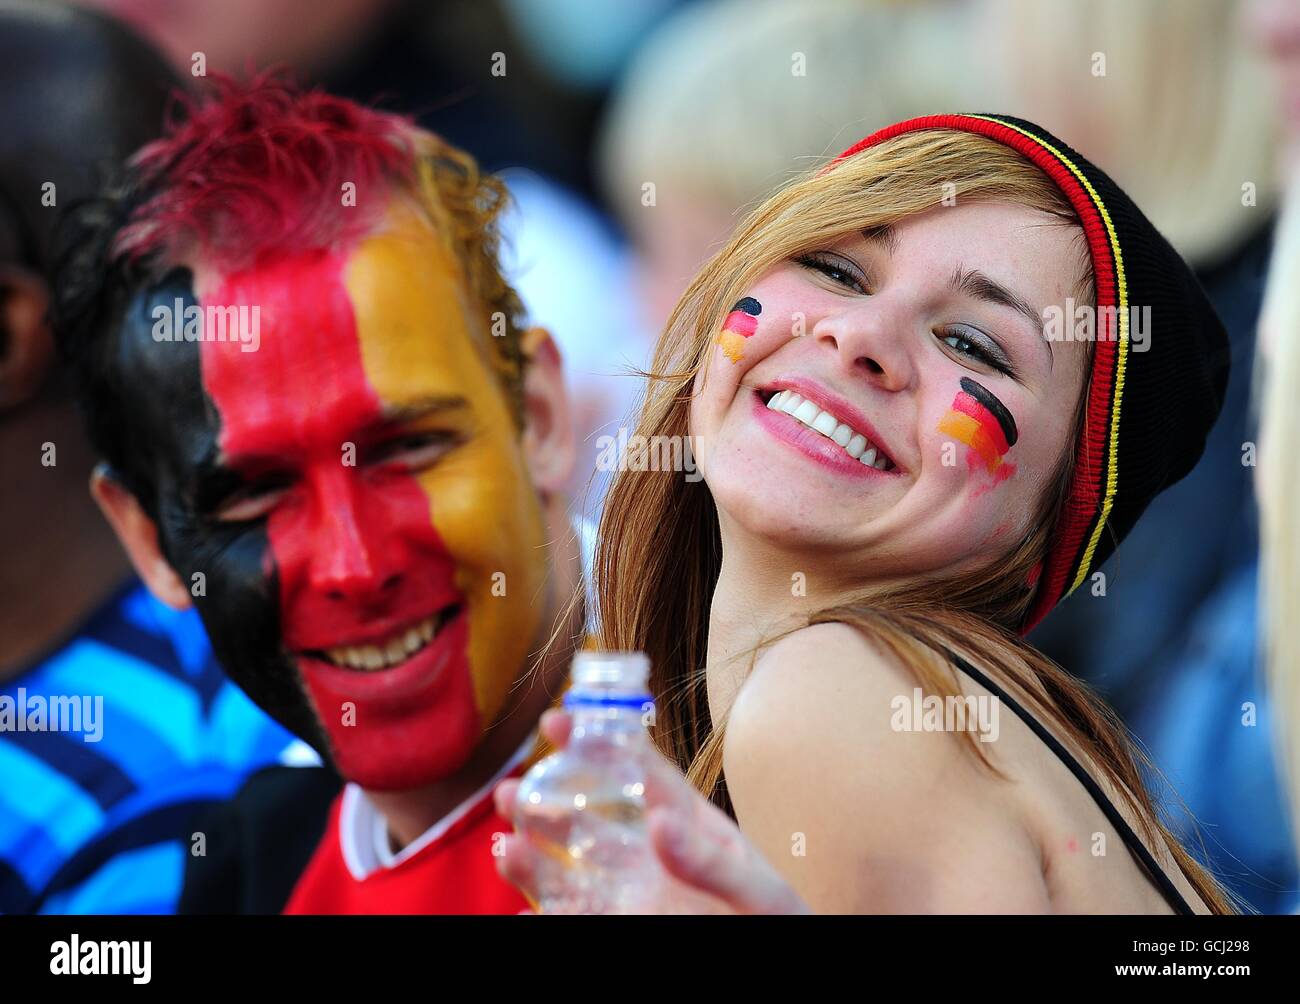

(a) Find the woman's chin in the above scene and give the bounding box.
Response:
[713,488,878,555]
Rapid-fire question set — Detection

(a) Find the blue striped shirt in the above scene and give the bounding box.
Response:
[0,582,298,914]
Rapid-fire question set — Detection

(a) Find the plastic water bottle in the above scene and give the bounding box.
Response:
[513,651,665,914]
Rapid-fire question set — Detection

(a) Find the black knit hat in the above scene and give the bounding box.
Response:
[833,114,1230,632]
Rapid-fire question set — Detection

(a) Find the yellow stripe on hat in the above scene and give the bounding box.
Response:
[967,115,1129,598]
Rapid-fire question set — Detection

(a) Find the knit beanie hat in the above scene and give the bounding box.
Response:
[832,114,1230,633]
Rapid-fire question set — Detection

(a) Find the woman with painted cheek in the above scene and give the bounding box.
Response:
[692,208,1091,582]
[497,115,1234,914]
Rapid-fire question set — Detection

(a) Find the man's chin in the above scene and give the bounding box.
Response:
[314,696,483,792]
[334,739,478,792]
[291,610,483,789]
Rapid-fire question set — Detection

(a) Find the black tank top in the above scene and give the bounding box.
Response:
[945,650,1197,915]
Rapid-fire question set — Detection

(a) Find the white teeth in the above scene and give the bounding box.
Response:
[811,410,838,436]
[792,400,819,424]
[765,388,896,472]
[318,615,442,671]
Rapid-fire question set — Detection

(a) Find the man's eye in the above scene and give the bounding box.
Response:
[794,252,869,293]
[366,432,457,471]
[214,480,292,523]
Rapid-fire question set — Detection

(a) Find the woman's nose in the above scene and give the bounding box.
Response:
[811,300,914,391]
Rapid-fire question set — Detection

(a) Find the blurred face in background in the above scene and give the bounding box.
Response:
[636,195,739,331]
[1247,0,1300,161]
[75,0,393,74]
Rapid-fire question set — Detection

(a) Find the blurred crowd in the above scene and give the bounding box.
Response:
[2,0,1298,913]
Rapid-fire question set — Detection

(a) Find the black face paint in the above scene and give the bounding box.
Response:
[717,297,763,363]
[959,376,1018,447]
[112,270,331,758]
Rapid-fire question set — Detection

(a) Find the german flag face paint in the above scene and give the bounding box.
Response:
[716,296,762,363]
[119,206,547,792]
[938,377,1019,484]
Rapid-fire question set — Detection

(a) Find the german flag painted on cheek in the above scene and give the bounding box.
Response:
[939,376,1019,475]
[833,114,1229,633]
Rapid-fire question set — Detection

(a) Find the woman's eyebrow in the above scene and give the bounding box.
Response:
[860,224,899,255]
[949,266,1053,369]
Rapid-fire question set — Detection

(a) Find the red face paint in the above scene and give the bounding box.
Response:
[199,250,481,790]
[938,377,1018,489]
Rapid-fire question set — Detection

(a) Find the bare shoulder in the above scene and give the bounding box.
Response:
[725,622,986,796]
[728,622,916,740]
[721,622,1048,913]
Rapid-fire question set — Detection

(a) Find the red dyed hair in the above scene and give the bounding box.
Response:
[111,72,530,416]
[116,71,421,273]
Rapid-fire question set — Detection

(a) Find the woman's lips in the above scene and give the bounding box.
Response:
[750,390,900,478]
[761,376,902,469]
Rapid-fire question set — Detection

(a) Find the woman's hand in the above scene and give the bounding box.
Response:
[493,708,811,915]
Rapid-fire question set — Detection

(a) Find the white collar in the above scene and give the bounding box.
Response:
[339,731,536,882]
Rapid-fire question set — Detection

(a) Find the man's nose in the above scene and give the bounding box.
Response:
[812,298,915,391]
[304,465,401,600]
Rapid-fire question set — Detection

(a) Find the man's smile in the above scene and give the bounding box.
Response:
[294,604,471,709]
[302,602,465,671]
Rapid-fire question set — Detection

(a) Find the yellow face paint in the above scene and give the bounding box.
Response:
[345,206,548,733]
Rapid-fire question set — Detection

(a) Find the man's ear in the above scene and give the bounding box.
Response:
[0,266,53,411]
[519,326,575,497]
[90,466,193,610]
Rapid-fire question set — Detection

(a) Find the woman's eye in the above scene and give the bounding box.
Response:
[938,327,1014,377]
[794,252,868,293]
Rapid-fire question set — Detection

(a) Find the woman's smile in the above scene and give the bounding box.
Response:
[751,384,903,478]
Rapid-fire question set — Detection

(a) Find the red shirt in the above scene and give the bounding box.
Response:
[284,770,529,915]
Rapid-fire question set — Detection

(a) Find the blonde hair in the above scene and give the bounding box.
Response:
[598,0,973,239]
[977,0,1278,264]
[404,132,528,420]
[594,127,1236,913]
[1258,168,1300,863]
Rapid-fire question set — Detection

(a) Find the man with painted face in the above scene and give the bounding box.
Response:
[54,75,583,913]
